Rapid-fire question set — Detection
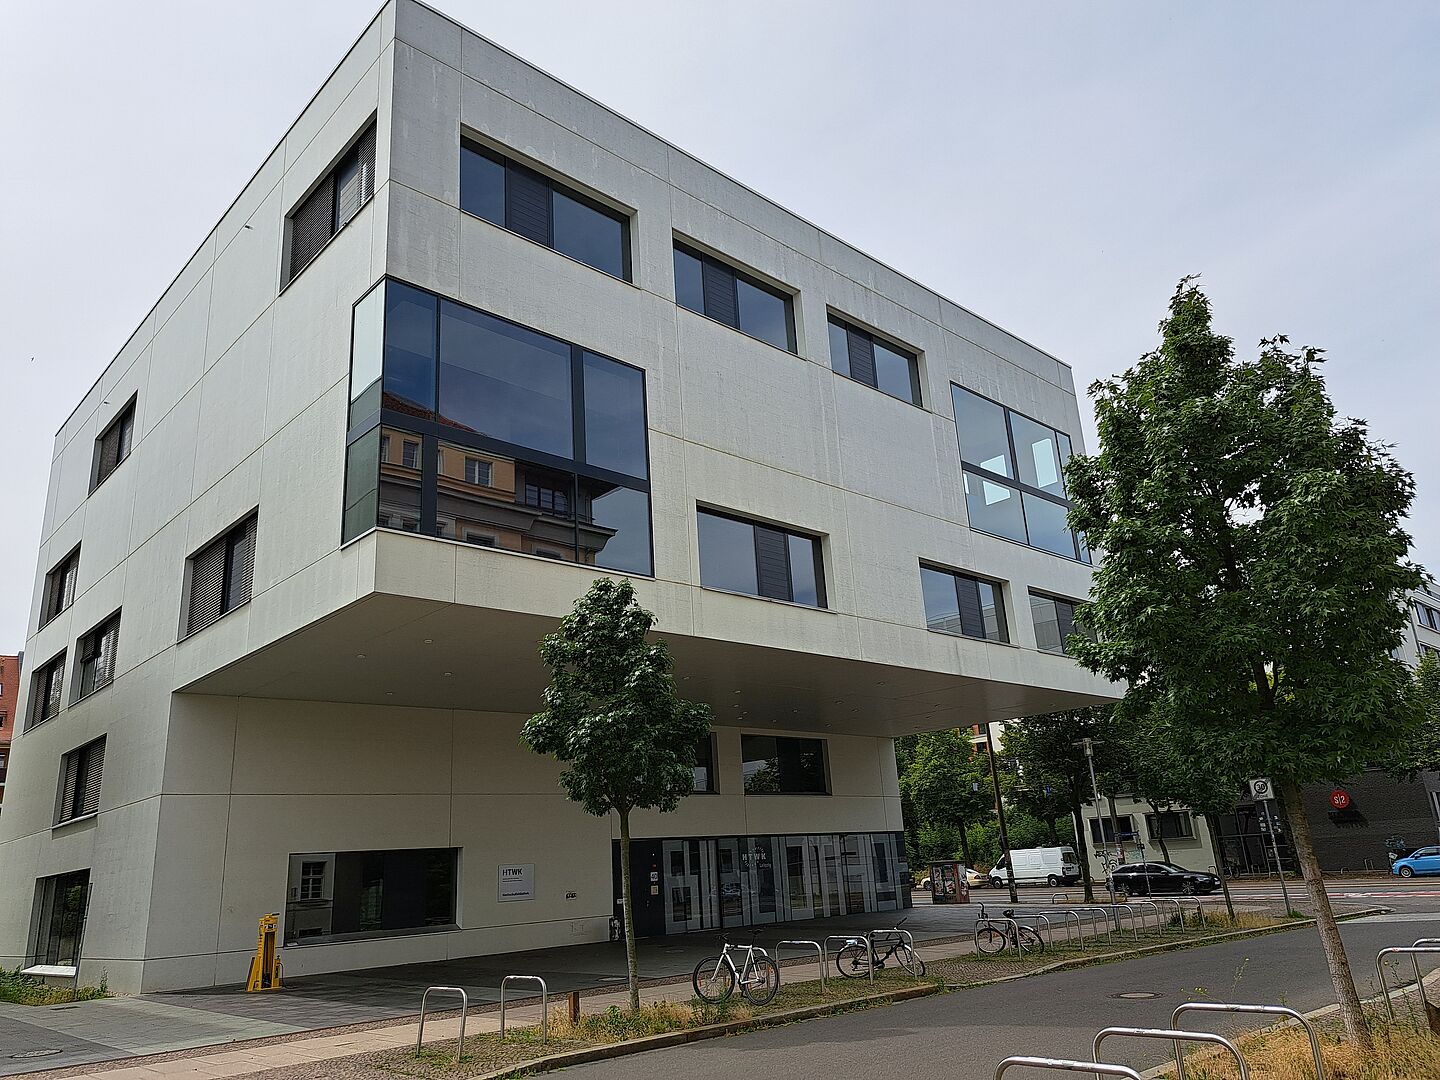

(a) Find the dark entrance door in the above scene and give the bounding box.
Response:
[612,839,665,937]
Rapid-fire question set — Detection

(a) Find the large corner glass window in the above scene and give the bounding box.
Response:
[919,565,1008,642]
[741,735,828,794]
[1029,591,1090,655]
[344,280,652,577]
[283,848,458,945]
[673,242,796,352]
[461,139,631,281]
[827,315,922,406]
[952,385,1088,562]
[697,509,825,608]
[285,123,376,285]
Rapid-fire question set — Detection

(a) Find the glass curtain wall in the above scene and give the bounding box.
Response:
[344,280,652,576]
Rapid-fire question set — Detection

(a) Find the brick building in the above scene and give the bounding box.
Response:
[0,654,18,811]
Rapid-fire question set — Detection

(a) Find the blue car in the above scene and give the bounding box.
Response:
[1392,847,1440,877]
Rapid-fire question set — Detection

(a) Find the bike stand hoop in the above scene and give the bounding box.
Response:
[776,939,825,991]
[1172,1002,1324,1080]
[1094,1026,1248,1080]
[417,986,469,1062]
[499,975,549,1042]
[995,1056,1143,1080]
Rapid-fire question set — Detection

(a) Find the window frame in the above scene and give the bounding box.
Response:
[692,732,718,794]
[460,137,633,282]
[951,384,1087,562]
[918,563,1009,643]
[1029,590,1088,656]
[54,736,105,826]
[28,650,67,730]
[74,610,121,702]
[41,545,81,627]
[182,512,259,638]
[673,240,797,353]
[827,312,923,406]
[696,507,827,609]
[740,734,831,795]
[90,396,136,493]
[1145,810,1196,841]
[283,120,377,287]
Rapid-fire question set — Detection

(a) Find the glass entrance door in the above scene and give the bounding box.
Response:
[716,838,747,927]
[744,836,780,924]
[783,837,815,921]
[663,839,714,934]
[814,835,845,916]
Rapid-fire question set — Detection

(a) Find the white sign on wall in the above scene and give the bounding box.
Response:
[498,864,535,902]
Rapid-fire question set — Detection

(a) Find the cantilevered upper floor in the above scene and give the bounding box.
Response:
[20,0,1116,741]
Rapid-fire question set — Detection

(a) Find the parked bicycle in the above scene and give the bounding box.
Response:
[692,929,780,1005]
[834,919,927,978]
[974,907,1045,956]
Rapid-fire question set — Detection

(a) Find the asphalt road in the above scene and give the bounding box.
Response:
[567,911,1440,1080]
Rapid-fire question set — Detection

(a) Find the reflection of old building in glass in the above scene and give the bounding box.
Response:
[0,0,1113,992]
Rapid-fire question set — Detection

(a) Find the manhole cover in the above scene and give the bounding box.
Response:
[11,1049,63,1059]
[1112,991,1162,1000]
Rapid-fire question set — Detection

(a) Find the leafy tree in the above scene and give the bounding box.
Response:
[899,730,992,867]
[522,578,712,1010]
[1066,279,1423,1048]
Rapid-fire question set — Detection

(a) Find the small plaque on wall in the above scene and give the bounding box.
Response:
[498,864,535,902]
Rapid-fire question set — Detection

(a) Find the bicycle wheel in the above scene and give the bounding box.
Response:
[974,926,1008,955]
[742,956,780,1005]
[896,944,927,977]
[693,956,736,1002]
[1018,926,1045,955]
[835,942,872,978]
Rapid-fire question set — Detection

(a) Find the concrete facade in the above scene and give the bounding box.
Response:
[0,0,1113,992]
[0,655,17,811]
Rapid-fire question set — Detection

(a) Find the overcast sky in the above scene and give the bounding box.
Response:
[1,1,1436,652]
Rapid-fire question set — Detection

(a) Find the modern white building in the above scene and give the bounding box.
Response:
[0,0,1113,993]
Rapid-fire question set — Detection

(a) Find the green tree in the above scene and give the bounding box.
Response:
[522,578,712,1010]
[1066,280,1423,1048]
[900,730,992,867]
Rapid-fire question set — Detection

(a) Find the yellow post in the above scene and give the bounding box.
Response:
[245,913,283,992]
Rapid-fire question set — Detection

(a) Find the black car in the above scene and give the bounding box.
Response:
[1106,862,1219,897]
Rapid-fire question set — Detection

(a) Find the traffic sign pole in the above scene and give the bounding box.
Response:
[1264,799,1292,913]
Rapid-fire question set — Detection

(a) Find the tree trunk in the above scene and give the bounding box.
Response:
[617,809,641,1012]
[1203,813,1236,920]
[1279,778,1371,1050]
[1070,785,1096,903]
[1149,801,1173,864]
[958,816,974,869]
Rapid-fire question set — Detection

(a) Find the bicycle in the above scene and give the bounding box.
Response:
[974,907,1045,956]
[834,919,926,979]
[692,929,780,1005]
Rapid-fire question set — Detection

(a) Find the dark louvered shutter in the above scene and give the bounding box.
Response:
[287,174,335,282]
[955,576,984,640]
[80,741,104,817]
[335,126,376,228]
[846,330,877,388]
[45,662,63,719]
[229,516,257,609]
[96,424,121,484]
[754,526,791,601]
[505,163,551,244]
[59,750,80,821]
[188,538,227,634]
[95,619,118,688]
[702,261,738,327]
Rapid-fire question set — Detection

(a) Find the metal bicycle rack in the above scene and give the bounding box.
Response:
[1009,912,1053,945]
[994,1056,1143,1080]
[416,985,469,1063]
[499,975,550,1042]
[1072,907,1115,946]
[1147,897,1188,933]
[974,914,1027,959]
[1172,1002,1324,1080]
[1024,909,1084,948]
[823,933,874,985]
[775,939,825,991]
[1375,945,1440,1021]
[1093,1025,1249,1080]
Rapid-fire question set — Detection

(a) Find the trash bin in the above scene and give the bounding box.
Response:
[928,860,969,904]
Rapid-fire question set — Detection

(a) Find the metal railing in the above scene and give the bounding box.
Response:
[499,975,549,1042]
[1072,906,1116,946]
[1172,1002,1324,1080]
[995,1056,1143,1080]
[823,933,873,985]
[1093,1025,1248,1080]
[1375,946,1440,1021]
[775,939,825,992]
[975,913,1027,959]
[416,985,469,1063]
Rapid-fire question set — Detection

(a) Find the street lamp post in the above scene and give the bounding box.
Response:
[1079,737,1120,919]
[985,721,1019,904]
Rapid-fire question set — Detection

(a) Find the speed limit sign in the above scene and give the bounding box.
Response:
[1249,778,1274,800]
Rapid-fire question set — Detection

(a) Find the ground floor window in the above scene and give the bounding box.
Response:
[32,869,90,966]
[284,848,458,945]
[616,832,907,938]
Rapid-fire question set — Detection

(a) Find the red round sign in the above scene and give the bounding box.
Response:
[1330,790,1351,810]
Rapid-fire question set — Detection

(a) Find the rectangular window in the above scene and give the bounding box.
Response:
[741,735,828,794]
[56,737,105,824]
[31,869,89,967]
[91,398,135,492]
[461,140,630,280]
[827,315,921,405]
[673,242,796,352]
[1030,592,1086,655]
[1145,811,1196,840]
[1417,603,1440,631]
[285,123,375,284]
[464,457,492,486]
[952,385,1087,562]
[697,509,825,608]
[919,566,1008,642]
[29,651,66,729]
[693,734,716,793]
[283,848,458,945]
[401,439,421,470]
[185,514,258,636]
[75,612,120,699]
[42,546,80,625]
[1089,815,1137,845]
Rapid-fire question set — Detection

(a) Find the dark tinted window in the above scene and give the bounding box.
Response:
[343,427,381,542]
[742,735,828,794]
[697,511,758,596]
[579,479,652,576]
[459,142,505,224]
[583,353,648,479]
[953,387,1013,477]
[673,242,795,352]
[920,566,1008,642]
[29,652,65,728]
[349,283,385,427]
[736,277,792,351]
[1011,412,1066,496]
[285,123,375,284]
[828,320,851,379]
[693,735,716,793]
[874,340,921,404]
[964,472,1027,543]
[553,190,627,279]
[673,246,705,313]
[697,509,824,608]
[186,514,258,635]
[42,547,80,625]
[439,302,573,458]
[92,398,135,492]
[1022,493,1076,558]
[284,848,458,944]
[76,612,120,698]
[829,316,921,406]
[383,284,438,417]
[1031,592,1088,655]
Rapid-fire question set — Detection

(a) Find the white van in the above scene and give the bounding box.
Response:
[989,846,1081,887]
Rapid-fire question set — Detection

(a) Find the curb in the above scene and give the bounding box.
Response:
[940,907,1391,990]
[455,983,942,1079]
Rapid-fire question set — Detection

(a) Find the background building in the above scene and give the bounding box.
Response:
[0,654,17,813]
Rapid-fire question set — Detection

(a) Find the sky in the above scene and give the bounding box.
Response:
[1,1,1437,652]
